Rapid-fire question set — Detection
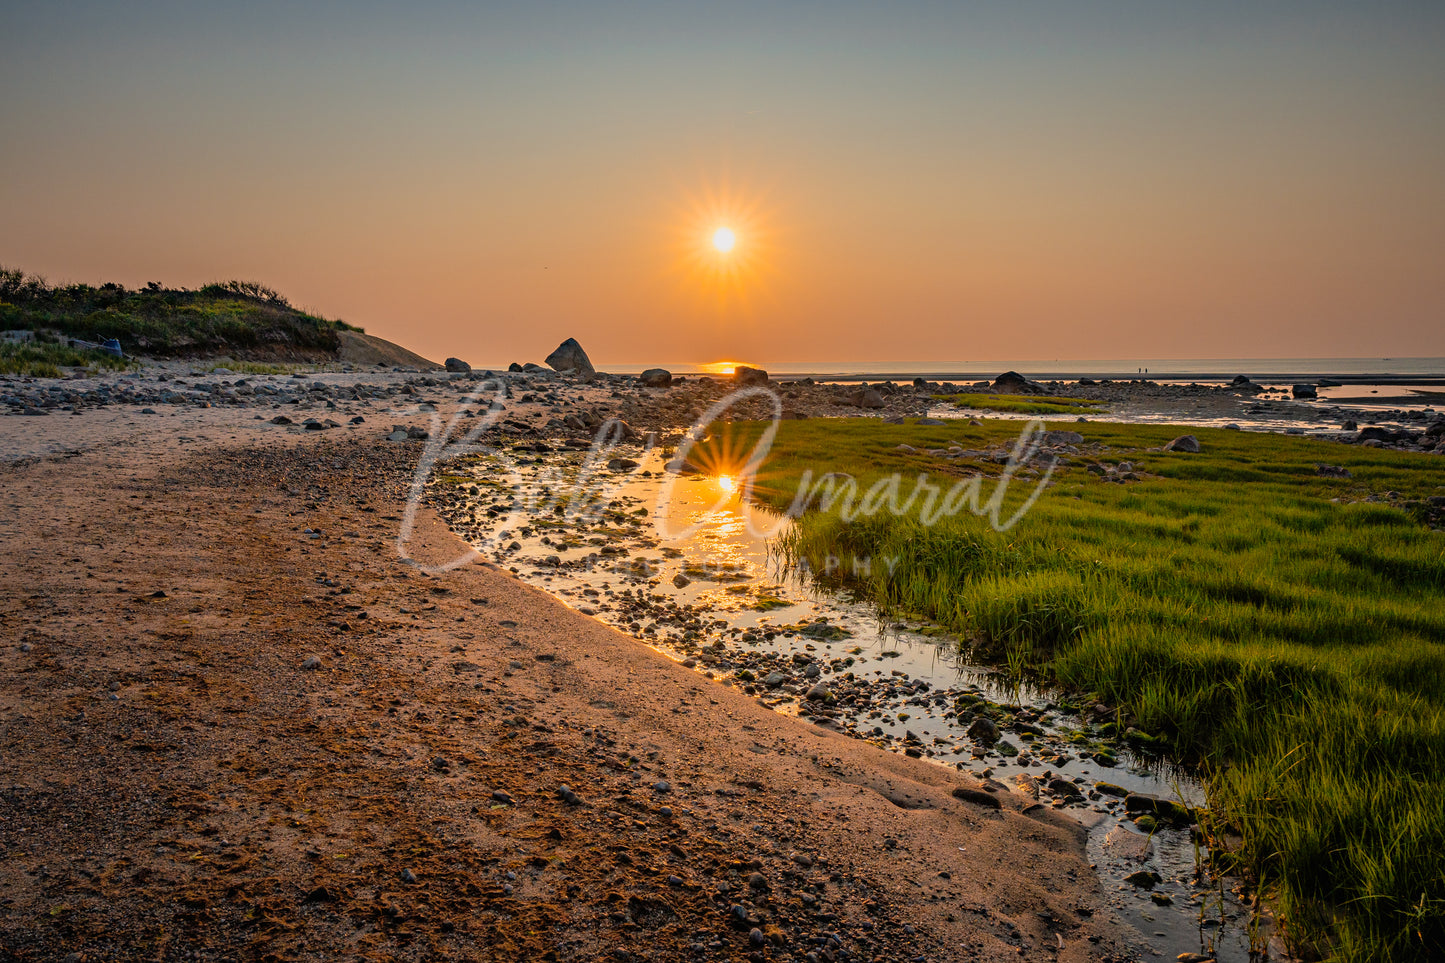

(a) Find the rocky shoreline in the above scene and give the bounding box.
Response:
[3,360,1441,457]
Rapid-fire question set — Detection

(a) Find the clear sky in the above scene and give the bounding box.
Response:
[3,2,1443,366]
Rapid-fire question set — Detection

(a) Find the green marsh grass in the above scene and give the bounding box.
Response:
[936,392,1106,415]
[698,417,1445,961]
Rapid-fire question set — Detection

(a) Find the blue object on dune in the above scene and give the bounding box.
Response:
[100,339,123,358]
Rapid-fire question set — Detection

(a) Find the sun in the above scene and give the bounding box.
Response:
[712,226,736,253]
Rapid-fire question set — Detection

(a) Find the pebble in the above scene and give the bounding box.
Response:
[300,655,322,670]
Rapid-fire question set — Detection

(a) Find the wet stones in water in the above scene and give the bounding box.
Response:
[1124,792,1193,824]
[1047,777,1083,799]
[965,715,1000,745]
[1123,870,1162,889]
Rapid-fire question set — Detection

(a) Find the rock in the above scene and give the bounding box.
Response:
[992,371,1046,394]
[1292,383,1318,399]
[545,338,595,377]
[748,928,767,947]
[1125,792,1193,823]
[349,415,365,425]
[1355,426,1410,444]
[916,417,947,426]
[805,683,832,702]
[747,872,769,891]
[386,430,409,442]
[1094,781,1129,797]
[445,357,471,373]
[1102,824,1154,862]
[271,415,293,425]
[850,388,886,409]
[558,785,583,805]
[607,458,640,471]
[763,671,789,688]
[1042,430,1084,445]
[300,656,322,670]
[965,715,1000,745]
[732,365,769,386]
[1047,777,1083,799]
[672,572,691,588]
[1164,434,1201,453]
[640,368,672,388]
[1342,419,1358,431]
[400,867,417,884]
[1124,870,1162,889]
[895,444,918,453]
[950,786,1002,810]
[653,780,671,793]
[522,362,547,373]
[491,789,514,805]
[1316,464,1352,478]
[508,362,524,372]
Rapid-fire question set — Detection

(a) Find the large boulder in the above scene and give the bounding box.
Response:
[1164,434,1201,453]
[993,370,1046,395]
[445,357,471,373]
[1291,384,1318,399]
[1355,426,1416,444]
[1230,375,1263,393]
[545,338,596,378]
[508,362,524,372]
[849,388,886,409]
[1042,430,1084,446]
[733,366,769,386]
[640,367,672,388]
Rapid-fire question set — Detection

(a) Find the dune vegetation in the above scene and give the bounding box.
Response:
[0,340,134,378]
[0,268,361,360]
[696,417,1445,962]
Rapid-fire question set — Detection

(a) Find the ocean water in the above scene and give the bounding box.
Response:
[596,357,1445,383]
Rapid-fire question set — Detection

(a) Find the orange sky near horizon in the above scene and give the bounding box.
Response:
[2,3,1444,367]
